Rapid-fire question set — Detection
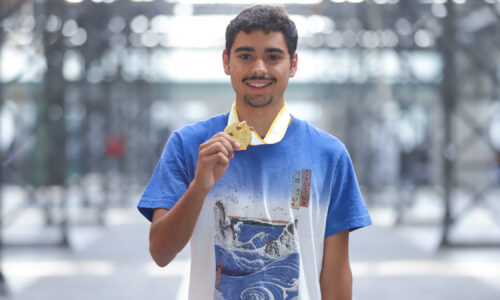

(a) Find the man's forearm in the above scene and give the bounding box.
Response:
[320,265,352,300]
[149,180,209,267]
[149,132,237,267]
[320,230,352,300]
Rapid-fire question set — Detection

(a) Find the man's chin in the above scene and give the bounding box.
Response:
[243,96,273,108]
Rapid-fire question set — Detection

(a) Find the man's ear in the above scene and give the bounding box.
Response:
[289,53,298,78]
[222,49,230,75]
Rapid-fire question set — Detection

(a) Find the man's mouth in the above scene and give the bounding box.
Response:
[243,78,275,88]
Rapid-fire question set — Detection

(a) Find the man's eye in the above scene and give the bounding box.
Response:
[268,55,281,61]
[240,54,252,60]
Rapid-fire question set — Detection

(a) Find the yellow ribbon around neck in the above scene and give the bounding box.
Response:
[227,101,291,146]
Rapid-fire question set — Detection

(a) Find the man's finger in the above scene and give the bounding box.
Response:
[215,132,241,150]
[200,141,230,158]
[200,151,230,168]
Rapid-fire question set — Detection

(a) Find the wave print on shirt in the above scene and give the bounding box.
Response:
[214,201,300,300]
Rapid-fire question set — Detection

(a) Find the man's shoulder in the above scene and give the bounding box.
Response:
[294,118,345,152]
[174,112,229,141]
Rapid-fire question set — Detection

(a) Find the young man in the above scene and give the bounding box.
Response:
[138,5,371,300]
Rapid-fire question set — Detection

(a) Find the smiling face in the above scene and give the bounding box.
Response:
[223,30,298,108]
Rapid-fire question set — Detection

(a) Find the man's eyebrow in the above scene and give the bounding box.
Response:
[234,47,254,52]
[265,48,285,54]
[233,47,285,54]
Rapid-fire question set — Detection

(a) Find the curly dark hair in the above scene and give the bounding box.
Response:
[225,5,298,60]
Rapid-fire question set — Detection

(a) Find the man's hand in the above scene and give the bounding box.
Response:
[192,132,240,192]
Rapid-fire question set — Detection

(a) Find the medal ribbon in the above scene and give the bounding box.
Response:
[227,101,291,146]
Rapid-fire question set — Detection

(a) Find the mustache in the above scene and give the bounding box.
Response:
[242,76,276,82]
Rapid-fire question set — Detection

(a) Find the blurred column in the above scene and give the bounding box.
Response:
[43,1,66,186]
[42,1,69,245]
[0,3,7,295]
[439,0,457,247]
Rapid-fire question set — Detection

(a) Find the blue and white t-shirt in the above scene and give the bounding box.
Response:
[138,103,372,300]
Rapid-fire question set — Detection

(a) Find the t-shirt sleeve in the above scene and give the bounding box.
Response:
[137,132,190,222]
[325,147,372,237]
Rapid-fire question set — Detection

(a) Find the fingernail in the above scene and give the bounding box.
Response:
[235,143,240,149]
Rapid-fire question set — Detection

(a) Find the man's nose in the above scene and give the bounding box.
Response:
[251,59,266,76]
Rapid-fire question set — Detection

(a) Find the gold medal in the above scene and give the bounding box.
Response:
[224,121,252,151]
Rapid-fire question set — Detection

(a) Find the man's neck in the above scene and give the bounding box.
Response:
[235,99,285,138]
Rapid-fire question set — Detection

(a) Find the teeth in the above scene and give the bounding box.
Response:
[247,82,270,87]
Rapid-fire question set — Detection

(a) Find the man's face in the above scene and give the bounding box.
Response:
[223,30,298,108]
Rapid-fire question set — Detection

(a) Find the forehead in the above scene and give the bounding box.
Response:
[232,30,288,53]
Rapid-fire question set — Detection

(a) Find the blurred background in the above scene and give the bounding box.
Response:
[0,0,500,299]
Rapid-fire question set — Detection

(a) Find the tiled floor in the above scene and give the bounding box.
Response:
[1,204,499,300]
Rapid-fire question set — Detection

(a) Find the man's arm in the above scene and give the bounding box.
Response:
[320,230,352,300]
[149,132,239,267]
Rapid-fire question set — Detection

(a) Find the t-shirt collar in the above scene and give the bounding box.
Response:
[227,101,291,146]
